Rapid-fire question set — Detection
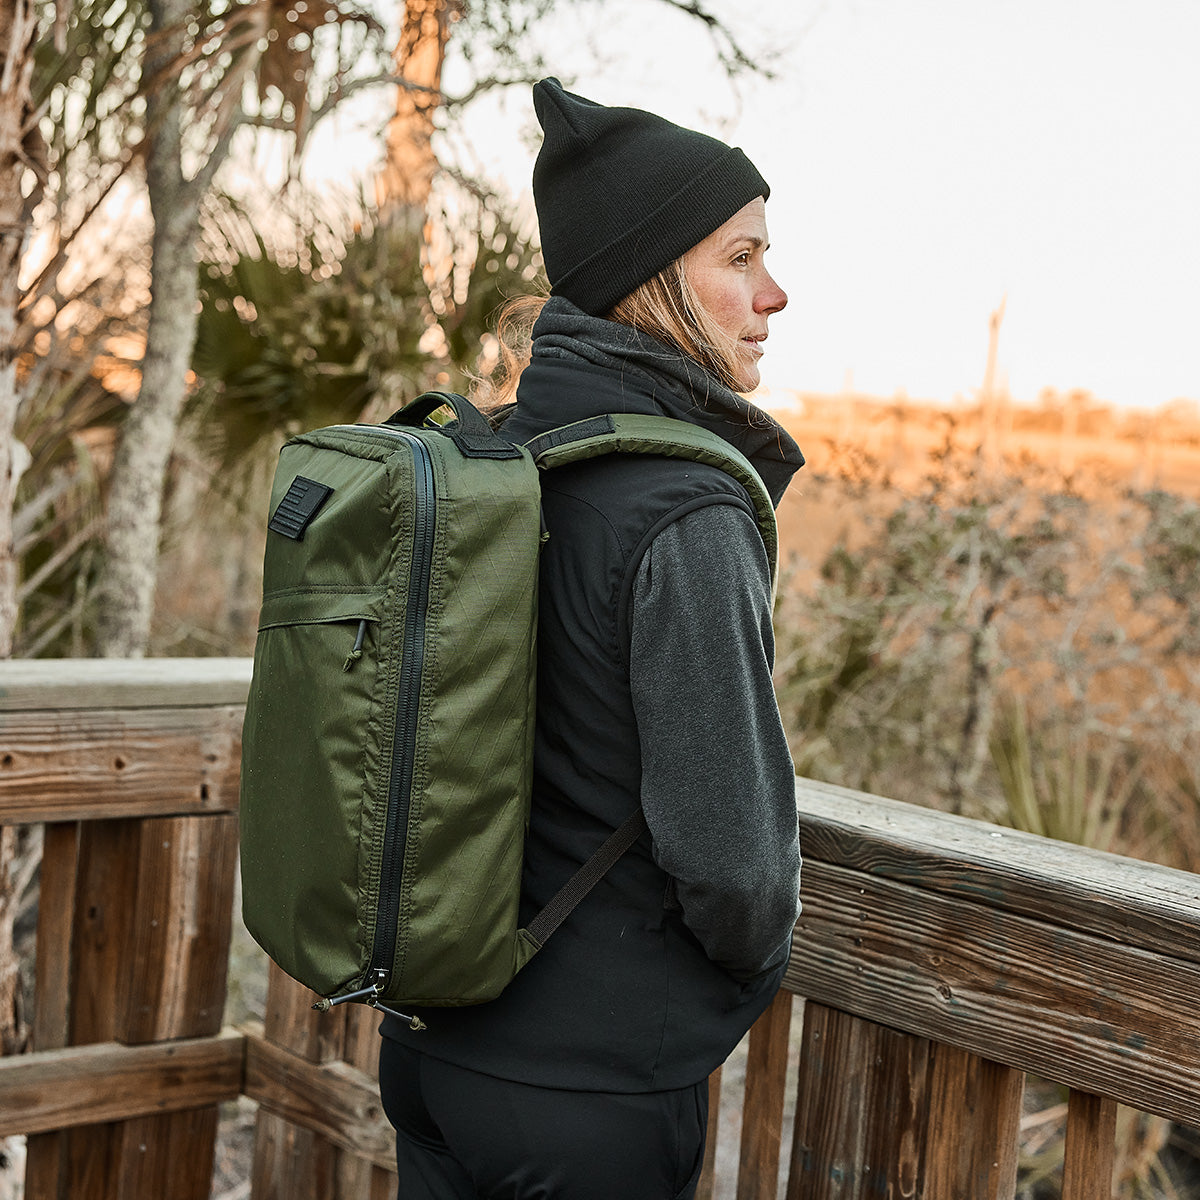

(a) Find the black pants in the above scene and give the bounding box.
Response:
[378,1037,709,1200]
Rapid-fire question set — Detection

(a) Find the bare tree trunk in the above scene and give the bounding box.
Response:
[0,0,39,1068]
[375,0,458,211]
[93,0,206,656]
[0,0,37,658]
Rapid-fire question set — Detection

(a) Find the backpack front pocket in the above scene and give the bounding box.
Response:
[241,590,386,997]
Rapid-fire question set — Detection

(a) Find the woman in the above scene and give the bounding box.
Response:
[379,78,804,1200]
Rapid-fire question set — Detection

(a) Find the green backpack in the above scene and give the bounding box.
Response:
[239,391,777,1028]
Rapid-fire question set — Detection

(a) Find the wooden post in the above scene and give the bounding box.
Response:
[1062,1089,1117,1200]
[24,813,237,1199]
[920,1043,1023,1199]
[23,822,79,1200]
[694,1066,723,1200]
[788,1002,930,1200]
[736,990,794,1200]
[250,962,399,1199]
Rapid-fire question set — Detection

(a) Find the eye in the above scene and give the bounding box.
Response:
[732,252,751,267]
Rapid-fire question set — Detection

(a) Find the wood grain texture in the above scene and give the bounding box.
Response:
[262,959,346,1063]
[0,657,252,711]
[25,824,79,1200]
[0,705,243,822]
[118,813,237,1043]
[250,1108,338,1200]
[784,858,1200,1126]
[695,1066,723,1200]
[32,821,78,1051]
[788,1002,929,1200]
[795,778,1200,966]
[370,1163,399,1200]
[737,989,794,1200]
[1062,1089,1117,1200]
[104,1107,220,1200]
[921,1043,1022,1199]
[69,819,141,1045]
[244,1029,396,1170]
[0,1031,244,1136]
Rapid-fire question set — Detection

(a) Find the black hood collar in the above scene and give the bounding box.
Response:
[501,297,804,507]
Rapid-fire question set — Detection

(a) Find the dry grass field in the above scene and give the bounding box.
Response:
[768,392,1200,570]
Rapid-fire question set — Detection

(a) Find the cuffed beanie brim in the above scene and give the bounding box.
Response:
[532,79,769,316]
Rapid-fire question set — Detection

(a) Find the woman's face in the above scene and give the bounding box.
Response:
[683,197,787,392]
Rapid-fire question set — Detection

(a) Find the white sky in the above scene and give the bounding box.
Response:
[304,0,1200,411]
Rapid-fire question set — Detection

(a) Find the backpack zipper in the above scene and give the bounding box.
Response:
[323,423,435,1025]
[374,427,435,1005]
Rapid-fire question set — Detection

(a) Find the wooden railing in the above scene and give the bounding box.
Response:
[1,659,1198,1199]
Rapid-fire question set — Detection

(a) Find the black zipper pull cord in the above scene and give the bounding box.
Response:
[342,619,369,671]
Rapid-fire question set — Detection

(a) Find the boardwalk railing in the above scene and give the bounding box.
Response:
[1,659,1198,1199]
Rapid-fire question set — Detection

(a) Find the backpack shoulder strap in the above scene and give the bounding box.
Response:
[526,413,779,586]
[515,413,780,972]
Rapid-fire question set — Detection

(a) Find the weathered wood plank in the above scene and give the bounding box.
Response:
[69,819,141,1045]
[244,1029,396,1171]
[370,1163,398,1200]
[795,778,1200,966]
[25,823,79,1200]
[249,1108,338,1200]
[736,989,793,1200]
[22,1132,65,1200]
[920,1044,1022,1199]
[252,963,361,1196]
[262,959,347,1063]
[0,657,252,711]
[107,1107,221,1200]
[0,1031,244,1136]
[1062,1089,1117,1200]
[694,1066,722,1200]
[783,858,1200,1127]
[32,821,78,1051]
[0,705,243,822]
[119,812,238,1043]
[788,1002,928,1200]
[344,1002,384,1076]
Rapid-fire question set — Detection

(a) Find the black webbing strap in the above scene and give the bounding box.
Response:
[524,415,616,459]
[522,808,650,950]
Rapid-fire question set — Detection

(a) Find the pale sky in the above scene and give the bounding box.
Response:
[305,0,1200,411]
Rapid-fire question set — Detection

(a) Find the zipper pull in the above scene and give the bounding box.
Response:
[371,1000,427,1032]
[312,980,380,1010]
[342,619,368,671]
[365,967,426,1030]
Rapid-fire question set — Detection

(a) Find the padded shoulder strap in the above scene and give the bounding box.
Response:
[527,413,778,586]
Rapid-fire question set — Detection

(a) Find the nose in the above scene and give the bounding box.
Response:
[756,270,787,315]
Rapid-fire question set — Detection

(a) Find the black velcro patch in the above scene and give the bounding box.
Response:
[268,476,334,540]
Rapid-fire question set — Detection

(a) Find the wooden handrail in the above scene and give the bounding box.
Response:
[787,777,1200,1127]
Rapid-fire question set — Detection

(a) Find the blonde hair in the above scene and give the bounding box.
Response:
[478,258,744,411]
[608,258,745,392]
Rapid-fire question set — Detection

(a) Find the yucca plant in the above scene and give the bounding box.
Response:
[989,694,1141,852]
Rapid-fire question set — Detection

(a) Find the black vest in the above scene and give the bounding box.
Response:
[381,362,792,1091]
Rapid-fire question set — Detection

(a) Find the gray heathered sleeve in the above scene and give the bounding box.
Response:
[629,501,802,981]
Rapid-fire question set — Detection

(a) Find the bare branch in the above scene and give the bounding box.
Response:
[652,0,773,79]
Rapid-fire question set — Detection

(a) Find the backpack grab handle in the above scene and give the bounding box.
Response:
[386,391,522,461]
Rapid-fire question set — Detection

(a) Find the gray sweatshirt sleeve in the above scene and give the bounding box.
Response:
[629,501,801,981]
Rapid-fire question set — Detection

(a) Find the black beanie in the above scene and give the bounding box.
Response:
[532,78,769,317]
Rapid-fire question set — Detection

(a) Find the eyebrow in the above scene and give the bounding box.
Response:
[723,234,767,252]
